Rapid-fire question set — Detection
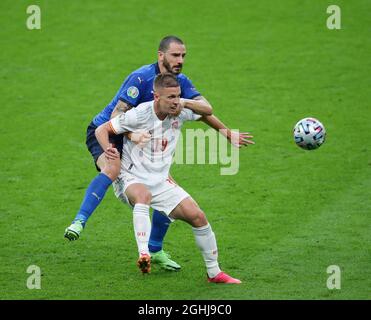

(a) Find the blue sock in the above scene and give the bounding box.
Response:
[73,173,112,227]
[149,210,171,253]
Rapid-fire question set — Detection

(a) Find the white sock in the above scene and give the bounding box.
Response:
[192,223,221,278]
[133,204,151,256]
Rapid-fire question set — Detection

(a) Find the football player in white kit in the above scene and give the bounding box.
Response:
[95,73,241,284]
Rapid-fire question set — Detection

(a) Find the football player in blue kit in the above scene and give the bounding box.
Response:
[64,35,254,271]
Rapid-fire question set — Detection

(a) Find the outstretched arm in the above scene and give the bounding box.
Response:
[200,113,255,148]
[188,96,254,147]
[181,96,212,116]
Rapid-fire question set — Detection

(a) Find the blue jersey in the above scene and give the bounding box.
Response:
[93,63,201,126]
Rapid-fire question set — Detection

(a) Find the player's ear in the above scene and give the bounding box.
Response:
[158,50,164,61]
[153,91,160,101]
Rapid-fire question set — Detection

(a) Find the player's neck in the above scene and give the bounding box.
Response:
[154,102,167,121]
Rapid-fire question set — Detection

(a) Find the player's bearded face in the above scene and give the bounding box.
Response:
[162,43,186,75]
[163,56,182,75]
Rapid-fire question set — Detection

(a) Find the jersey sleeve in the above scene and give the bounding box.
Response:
[117,73,143,107]
[180,77,201,99]
[109,109,138,134]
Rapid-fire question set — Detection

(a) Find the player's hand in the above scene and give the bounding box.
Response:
[104,146,120,160]
[130,130,151,147]
[229,131,255,148]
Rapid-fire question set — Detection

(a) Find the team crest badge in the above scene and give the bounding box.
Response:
[172,120,179,129]
[127,86,139,99]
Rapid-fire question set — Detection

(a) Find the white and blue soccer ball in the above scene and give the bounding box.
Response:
[293,117,326,150]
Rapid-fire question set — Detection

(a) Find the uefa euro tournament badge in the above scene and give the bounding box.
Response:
[127,86,139,99]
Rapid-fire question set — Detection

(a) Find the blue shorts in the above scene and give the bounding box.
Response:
[86,121,123,171]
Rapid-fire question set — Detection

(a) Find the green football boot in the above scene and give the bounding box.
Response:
[64,220,84,241]
[150,250,181,271]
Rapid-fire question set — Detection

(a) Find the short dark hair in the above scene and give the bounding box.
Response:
[153,73,180,91]
[158,35,184,52]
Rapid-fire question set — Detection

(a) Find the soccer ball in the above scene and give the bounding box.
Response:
[293,117,326,150]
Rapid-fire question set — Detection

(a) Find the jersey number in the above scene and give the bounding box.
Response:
[150,138,168,162]
[152,138,168,152]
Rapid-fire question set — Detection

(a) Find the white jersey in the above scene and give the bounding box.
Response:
[109,101,201,188]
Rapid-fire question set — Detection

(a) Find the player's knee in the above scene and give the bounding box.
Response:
[190,209,208,228]
[101,160,121,181]
[134,190,152,205]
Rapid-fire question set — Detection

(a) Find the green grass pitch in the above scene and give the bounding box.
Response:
[0,0,370,300]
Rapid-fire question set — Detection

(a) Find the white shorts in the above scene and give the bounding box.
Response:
[112,173,190,219]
